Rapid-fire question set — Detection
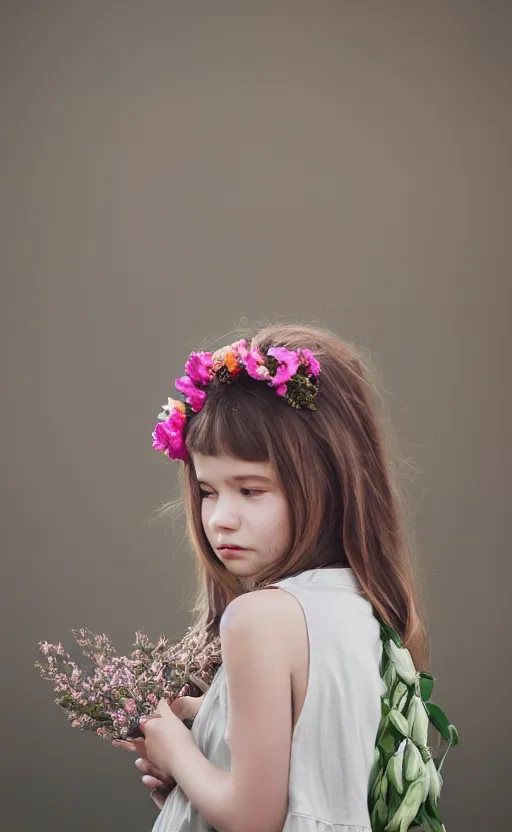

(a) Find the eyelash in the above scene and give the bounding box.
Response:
[199,488,263,499]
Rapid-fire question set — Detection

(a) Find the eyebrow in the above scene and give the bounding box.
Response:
[197,474,272,485]
[231,474,272,483]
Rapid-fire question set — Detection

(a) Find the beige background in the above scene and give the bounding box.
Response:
[2,2,510,830]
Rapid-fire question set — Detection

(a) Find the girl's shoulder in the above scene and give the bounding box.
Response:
[220,586,305,648]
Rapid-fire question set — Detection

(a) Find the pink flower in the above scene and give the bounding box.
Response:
[267,347,300,387]
[70,667,81,684]
[299,348,321,378]
[175,375,207,412]
[184,351,214,385]
[124,699,137,715]
[243,348,267,380]
[230,339,249,360]
[152,422,186,460]
[152,402,188,460]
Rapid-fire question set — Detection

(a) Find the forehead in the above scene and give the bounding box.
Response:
[191,452,275,483]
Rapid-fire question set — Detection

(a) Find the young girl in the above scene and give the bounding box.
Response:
[115,322,433,832]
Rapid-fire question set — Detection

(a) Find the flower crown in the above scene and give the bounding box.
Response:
[152,339,321,462]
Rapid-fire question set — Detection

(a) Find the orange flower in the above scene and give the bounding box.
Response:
[225,352,241,375]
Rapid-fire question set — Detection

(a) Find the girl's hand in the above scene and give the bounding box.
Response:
[139,697,199,778]
[112,736,176,808]
[112,694,205,807]
[169,693,205,723]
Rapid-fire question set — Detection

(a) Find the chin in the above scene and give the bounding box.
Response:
[223,559,252,573]
[223,560,258,578]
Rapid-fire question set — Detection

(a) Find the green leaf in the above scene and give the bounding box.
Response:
[417,805,444,832]
[418,672,435,702]
[414,806,429,827]
[379,620,403,647]
[425,813,445,832]
[448,723,460,746]
[378,729,396,755]
[388,784,402,818]
[426,792,442,822]
[425,703,451,741]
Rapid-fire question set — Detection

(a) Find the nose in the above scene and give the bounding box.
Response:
[208,496,240,534]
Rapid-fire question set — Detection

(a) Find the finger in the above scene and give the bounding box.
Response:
[112,740,137,752]
[112,737,147,757]
[170,698,186,719]
[156,698,172,715]
[150,788,169,810]
[188,673,210,695]
[139,713,161,724]
[170,694,204,721]
[138,713,161,736]
[135,758,168,782]
[142,774,166,790]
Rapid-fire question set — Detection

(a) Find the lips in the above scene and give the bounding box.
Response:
[218,546,246,552]
[218,546,248,559]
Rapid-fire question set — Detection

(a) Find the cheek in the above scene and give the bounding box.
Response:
[257,498,291,537]
[276,500,292,544]
[201,501,212,534]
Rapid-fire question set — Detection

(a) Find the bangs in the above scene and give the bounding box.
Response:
[184,376,281,463]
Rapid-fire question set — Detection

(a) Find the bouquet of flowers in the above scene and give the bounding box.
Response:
[35,626,222,741]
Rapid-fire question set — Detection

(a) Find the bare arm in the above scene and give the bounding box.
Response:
[167,591,294,832]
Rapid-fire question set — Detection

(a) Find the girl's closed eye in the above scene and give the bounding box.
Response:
[240,488,264,497]
[199,488,264,498]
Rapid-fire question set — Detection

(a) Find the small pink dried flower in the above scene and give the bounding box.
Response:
[35,626,222,742]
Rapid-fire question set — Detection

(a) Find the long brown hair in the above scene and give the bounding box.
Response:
[163,322,429,671]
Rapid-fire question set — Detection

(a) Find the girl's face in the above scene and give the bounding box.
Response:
[191,451,292,580]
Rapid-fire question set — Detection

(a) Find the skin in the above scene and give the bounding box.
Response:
[112,695,204,808]
[114,453,305,830]
[194,451,293,582]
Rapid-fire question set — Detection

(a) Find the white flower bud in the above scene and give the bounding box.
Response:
[407,695,429,746]
[383,659,397,690]
[371,768,383,803]
[372,795,388,828]
[368,746,381,793]
[426,757,442,805]
[380,771,389,800]
[404,739,425,782]
[389,707,410,737]
[386,739,406,795]
[391,681,409,711]
[384,640,418,686]
[422,759,431,802]
[385,775,426,832]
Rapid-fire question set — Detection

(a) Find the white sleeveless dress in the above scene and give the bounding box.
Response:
[152,567,386,831]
